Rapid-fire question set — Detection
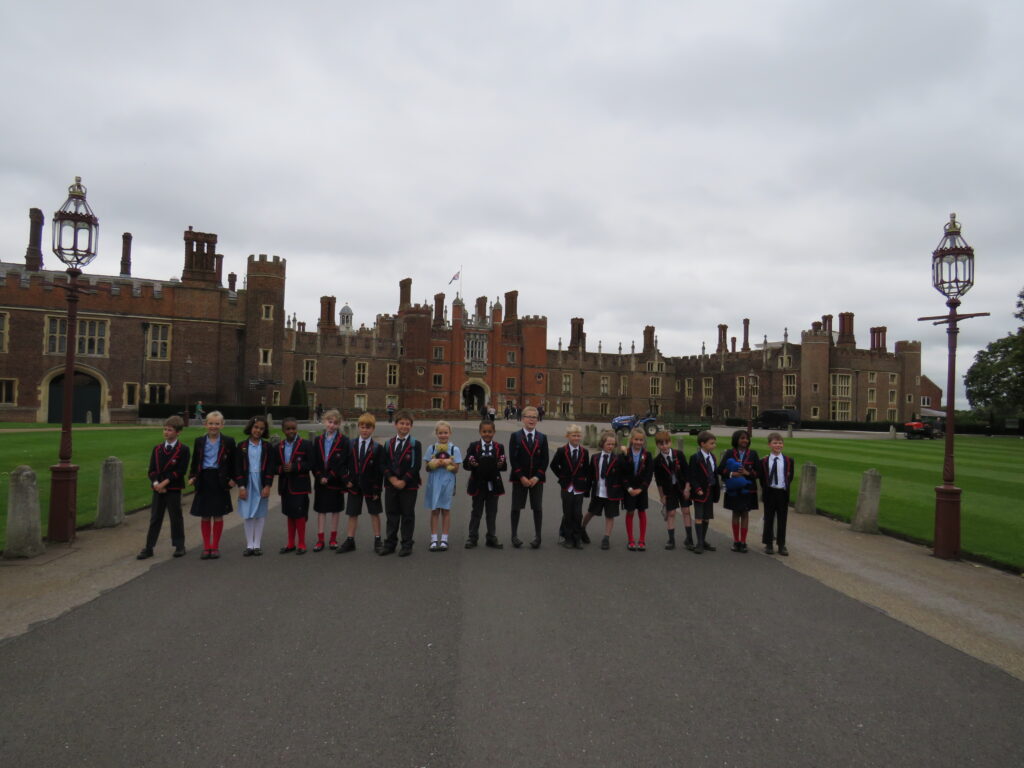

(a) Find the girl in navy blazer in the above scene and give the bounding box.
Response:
[187,410,238,560]
[652,430,692,550]
[719,429,760,553]
[236,415,276,556]
[583,430,625,550]
[277,416,314,554]
[621,428,654,551]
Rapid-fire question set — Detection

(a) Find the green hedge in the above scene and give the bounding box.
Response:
[138,403,310,421]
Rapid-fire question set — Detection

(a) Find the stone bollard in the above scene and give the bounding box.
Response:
[86,410,94,424]
[308,430,319,442]
[673,435,686,452]
[4,466,45,559]
[851,469,882,533]
[795,462,817,515]
[889,425,897,440]
[94,457,125,528]
[586,424,598,448]
[787,424,794,439]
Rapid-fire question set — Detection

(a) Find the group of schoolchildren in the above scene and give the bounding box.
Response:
[138,404,795,560]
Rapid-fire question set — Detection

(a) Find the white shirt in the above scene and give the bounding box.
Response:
[769,454,787,489]
[661,451,677,484]
[597,451,612,499]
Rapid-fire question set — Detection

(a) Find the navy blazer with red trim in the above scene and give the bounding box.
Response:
[149,441,190,490]
[590,450,625,501]
[652,448,687,494]
[188,434,238,491]
[549,443,591,494]
[277,436,314,495]
[313,432,351,490]
[383,435,422,490]
[235,438,277,488]
[509,429,549,483]
[621,448,654,490]
[687,450,721,504]
[758,453,795,498]
[348,437,386,497]
[464,439,507,497]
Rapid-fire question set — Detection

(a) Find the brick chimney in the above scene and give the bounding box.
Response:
[433,293,446,326]
[228,272,237,291]
[120,233,132,276]
[475,296,487,322]
[569,318,586,352]
[643,325,655,353]
[399,278,412,311]
[742,318,750,352]
[25,208,43,271]
[504,290,518,320]
[837,312,856,348]
[716,324,728,354]
[319,296,338,331]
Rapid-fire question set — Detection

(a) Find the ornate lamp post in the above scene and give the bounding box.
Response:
[49,177,99,543]
[918,213,988,559]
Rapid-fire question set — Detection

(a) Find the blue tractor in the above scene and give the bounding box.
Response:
[611,413,659,439]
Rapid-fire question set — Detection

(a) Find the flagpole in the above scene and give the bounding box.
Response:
[459,264,463,299]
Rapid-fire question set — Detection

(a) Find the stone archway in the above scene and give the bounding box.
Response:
[703,404,714,419]
[38,365,110,424]
[461,378,490,415]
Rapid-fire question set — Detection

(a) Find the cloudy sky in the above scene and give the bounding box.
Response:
[2,0,1021,402]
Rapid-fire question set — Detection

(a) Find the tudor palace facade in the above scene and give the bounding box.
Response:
[0,209,934,424]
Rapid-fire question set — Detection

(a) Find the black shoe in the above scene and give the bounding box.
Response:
[573,538,584,550]
[740,542,749,552]
[329,540,339,550]
[485,536,503,549]
[561,538,575,549]
[637,542,646,552]
[337,538,356,553]
[764,545,774,555]
[665,541,676,550]
[312,541,325,552]
[398,547,412,557]
[279,546,296,555]
[200,550,212,560]
[627,542,637,551]
[373,538,384,554]
[600,536,610,550]
[252,548,262,556]
[778,545,789,556]
[296,547,307,555]
[465,538,478,549]
[703,542,717,552]
[210,550,221,559]
[684,539,695,551]
[580,530,591,545]
[173,547,186,558]
[378,546,396,556]
[136,548,154,560]
[732,542,743,552]
[511,537,523,549]
[243,548,254,557]
[693,543,704,554]
[529,538,541,549]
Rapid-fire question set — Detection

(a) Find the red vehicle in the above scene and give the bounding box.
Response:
[904,420,943,439]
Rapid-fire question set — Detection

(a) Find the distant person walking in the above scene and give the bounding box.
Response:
[193,400,205,422]
[386,401,396,423]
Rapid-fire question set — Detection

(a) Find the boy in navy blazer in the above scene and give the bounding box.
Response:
[508,405,549,549]
[583,429,626,550]
[686,431,721,554]
[278,416,314,554]
[138,415,190,560]
[380,409,422,557]
[549,424,590,549]
[312,409,351,551]
[652,431,693,550]
[464,420,507,549]
[758,432,795,555]
[340,412,387,553]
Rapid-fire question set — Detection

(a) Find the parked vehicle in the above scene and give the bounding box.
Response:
[611,414,659,438]
[755,409,802,430]
[904,420,942,439]
[659,416,711,435]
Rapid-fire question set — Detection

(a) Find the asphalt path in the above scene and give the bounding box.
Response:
[1,423,1022,767]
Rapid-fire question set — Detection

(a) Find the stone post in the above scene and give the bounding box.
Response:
[308,430,319,442]
[673,434,686,452]
[851,469,882,533]
[795,462,817,515]
[86,410,94,424]
[889,425,897,440]
[94,457,125,528]
[787,424,794,439]
[4,466,44,558]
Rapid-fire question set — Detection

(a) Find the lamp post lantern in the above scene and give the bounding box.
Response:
[49,177,99,543]
[917,213,988,560]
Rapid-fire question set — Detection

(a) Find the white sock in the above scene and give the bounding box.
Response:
[441,533,449,543]
[243,519,255,548]
[253,517,265,548]
[431,534,439,543]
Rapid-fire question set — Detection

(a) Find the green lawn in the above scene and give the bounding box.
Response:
[0,426,248,551]
[647,433,1023,570]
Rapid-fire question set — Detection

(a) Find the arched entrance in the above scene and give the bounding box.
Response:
[48,371,102,423]
[461,379,490,415]
[702,404,714,419]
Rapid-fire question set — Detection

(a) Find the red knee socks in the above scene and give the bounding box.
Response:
[296,518,307,549]
[286,518,296,548]
[638,510,647,543]
[732,522,741,542]
[200,518,212,550]
[625,513,635,545]
[740,525,748,543]
[212,519,224,550]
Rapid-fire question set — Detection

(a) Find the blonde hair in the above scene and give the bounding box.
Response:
[522,406,539,418]
[435,420,452,434]
[654,430,671,443]
[205,410,224,424]
[323,409,341,422]
[357,412,377,427]
[598,429,617,449]
[629,428,646,441]
[565,424,582,437]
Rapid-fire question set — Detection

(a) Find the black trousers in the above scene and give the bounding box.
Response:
[763,488,790,546]
[510,482,544,539]
[468,494,499,540]
[146,490,184,549]
[384,486,417,548]
[560,490,584,540]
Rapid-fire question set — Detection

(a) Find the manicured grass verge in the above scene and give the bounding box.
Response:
[0,426,248,551]
[647,434,1023,571]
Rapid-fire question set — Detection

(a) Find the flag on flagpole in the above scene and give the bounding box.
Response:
[448,270,460,285]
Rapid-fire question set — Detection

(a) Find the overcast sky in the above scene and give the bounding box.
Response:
[2,0,1021,403]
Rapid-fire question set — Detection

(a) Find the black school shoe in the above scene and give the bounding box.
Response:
[600,536,610,550]
[398,547,413,557]
[173,547,186,558]
[485,536,504,549]
[136,548,154,560]
[778,545,789,556]
[580,530,591,545]
[337,538,356,553]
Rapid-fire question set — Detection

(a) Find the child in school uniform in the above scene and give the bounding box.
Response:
[652,430,693,550]
[549,424,590,550]
[719,429,760,553]
[424,420,461,551]
[236,415,276,556]
[138,415,190,560]
[187,410,237,560]
[758,432,795,556]
[686,430,721,555]
[582,430,625,550]
[379,409,422,557]
[508,405,549,549]
[312,409,351,551]
[622,428,654,551]
[463,419,507,549]
[277,416,314,554]
[339,412,386,554]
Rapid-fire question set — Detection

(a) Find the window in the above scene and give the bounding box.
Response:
[0,379,15,404]
[387,363,399,387]
[619,376,629,396]
[868,388,876,403]
[866,408,877,422]
[830,400,851,420]
[888,389,897,404]
[303,359,317,383]
[0,312,7,352]
[600,376,609,395]
[433,346,444,361]
[46,316,67,354]
[76,319,108,356]
[261,304,273,320]
[675,380,681,393]
[272,390,281,406]
[723,409,730,419]
[561,374,572,394]
[465,333,487,361]
[147,323,171,359]
[887,408,898,421]
[736,376,746,398]
[599,402,610,416]
[147,383,169,404]
[354,394,367,410]
[751,405,759,418]
[123,382,138,407]
[561,401,571,416]
[386,395,398,407]
[921,395,931,407]
[507,351,516,363]
[433,374,443,387]
[811,406,820,419]
[784,374,797,398]
[906,394,913,404]
[777,355,792,369]
[432,397,444,409]
[506,377,516,390]
[685,379,694,398]
[650,377,662,397]
[830,374,852,398]
[868,371,877,384]
[811,383,819,393]
[702,378,713,399]
[749,376,758,397]
[889,373,898,384]
[356,361,368,385]
[646,361,665,373]
[259,348,272,366]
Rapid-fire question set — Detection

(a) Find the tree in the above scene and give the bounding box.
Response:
[965,286,1024,415]
[289,379,308,406]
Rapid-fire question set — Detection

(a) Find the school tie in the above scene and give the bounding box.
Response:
[770,457,779,485]
[705,455,713,475]
[359,440,367,463]
[396,439,405,455]
[571,448,579,464]
[526,433,534,450]
[601,453,609,478]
